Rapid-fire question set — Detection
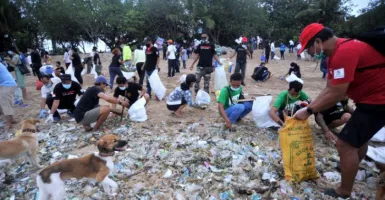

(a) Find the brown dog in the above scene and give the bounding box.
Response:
[36,134,127,200]
[0,119,42,168]
[376,162,385,200]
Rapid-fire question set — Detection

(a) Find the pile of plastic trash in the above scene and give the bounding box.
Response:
[0,116,381,199]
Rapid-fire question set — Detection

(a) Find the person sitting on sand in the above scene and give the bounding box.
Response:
[218,73,253,131]
[39,74,61,119]
[251,62,271,82]
[73,76,129,131]
[111,76,149,111]
[281,62,301,79]
[166,74,204,116]
[315,96,354,143]
[269,81,310,126]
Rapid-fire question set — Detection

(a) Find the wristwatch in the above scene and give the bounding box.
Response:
[306,107,313,115]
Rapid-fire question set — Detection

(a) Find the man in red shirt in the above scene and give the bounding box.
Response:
[294,23,385,198]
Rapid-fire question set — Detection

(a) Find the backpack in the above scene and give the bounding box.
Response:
[355,26,385,56]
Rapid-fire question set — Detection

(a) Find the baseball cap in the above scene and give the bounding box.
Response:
[95,76,110,86]
[44,65,54,74]
[298,23,325,54]
[242,37,248,43]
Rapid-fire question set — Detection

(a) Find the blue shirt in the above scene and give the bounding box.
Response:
[0,63,17,87]
[280,44,286,51]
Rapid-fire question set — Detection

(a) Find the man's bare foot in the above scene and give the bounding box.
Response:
[174,111,183,117]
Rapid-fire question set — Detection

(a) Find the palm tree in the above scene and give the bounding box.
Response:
[295,0,346,25]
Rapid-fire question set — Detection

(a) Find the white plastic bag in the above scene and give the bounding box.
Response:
[148,70,166,100]
[367,146,385,163]
[14,87,23,103]
[90,64,98,79]
[81,68,87,76]
[371,127,385,142]
[196,90,211,105]
[65,64,79,83]
[252,96,280,128]
[74,97,81,107]
[285,73,304,84]
[273,55,280,60]
[128,97,147,122]
[122,71,136,80]
[214,66,228,91]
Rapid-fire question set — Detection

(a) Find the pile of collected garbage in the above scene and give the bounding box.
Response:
[0,116,381,199]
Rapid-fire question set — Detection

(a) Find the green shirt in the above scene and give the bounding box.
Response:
[217,86,243,109]
[273,90,309,110]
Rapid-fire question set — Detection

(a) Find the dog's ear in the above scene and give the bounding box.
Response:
[96,139,107,151]
[376,162,385,173]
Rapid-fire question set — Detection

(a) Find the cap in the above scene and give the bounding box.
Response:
[95,76,110,85]
[44,65,54,74]
[60,74,72,81]
[298,23,324,54]
[186,74,197,83]
[167,39,173,44]
[242,37,248,43]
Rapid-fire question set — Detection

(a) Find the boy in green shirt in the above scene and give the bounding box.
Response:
[218,73,253,131]
[269,81,310,126]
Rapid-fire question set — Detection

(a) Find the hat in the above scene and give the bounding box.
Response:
[95,76,110,85]
[44,65,54,75]
[186,74,197,83]
[242,37,248,43]
[60,74,72,81]
[167,39,173,44]
[298,23,324,54]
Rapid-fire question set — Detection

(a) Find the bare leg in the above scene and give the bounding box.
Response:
[358,142,368,162]
[329,113,351,129]
[29,150,43,168]
[335,139,359,196]
[175,104,187,117]
[21,88,29,101]
[93,106,110,130]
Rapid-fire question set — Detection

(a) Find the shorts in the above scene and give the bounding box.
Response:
[339,104,385,148]
[323,111,345,125]
[167,99,187,111]
[0,86,16,115]
[80,107,101,125]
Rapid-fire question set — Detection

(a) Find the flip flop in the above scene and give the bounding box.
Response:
[323,188,350,199]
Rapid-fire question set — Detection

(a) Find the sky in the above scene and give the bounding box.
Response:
[351,0,370,16]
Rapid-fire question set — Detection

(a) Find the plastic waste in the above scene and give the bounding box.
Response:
[148,70,166,100]
[323,171,341,182]
[367,146,385,163]
[220,190,234,200]
[196,90,211,105]
[65,64,80,83]
[122,71,136,80]
[286,73,304,84]
[90,64,98,79]
[214,66,228,91]
[371,127,385,142]
[128,97,148,122]
[252,96,280,128]
[279,180,293,195]
[163,169,172,178]
[355,170,366,181]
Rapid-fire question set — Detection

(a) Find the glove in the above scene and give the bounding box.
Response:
[39,109,47,118]
[45,114,54,123]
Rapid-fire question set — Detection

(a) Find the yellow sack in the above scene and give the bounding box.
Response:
[279,116,319,182]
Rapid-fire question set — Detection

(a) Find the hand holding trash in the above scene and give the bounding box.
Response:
[225,120,232,129]
[325,130,338,144]
[293,107,310,120]
[45,114,54,123]
[39,109,47,119]
[120,99,129,107]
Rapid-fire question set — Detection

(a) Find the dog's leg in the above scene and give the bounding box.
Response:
[29,150,43,168]
[102,177,118,196]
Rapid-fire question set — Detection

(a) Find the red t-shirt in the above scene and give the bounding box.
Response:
[327,38,385,104]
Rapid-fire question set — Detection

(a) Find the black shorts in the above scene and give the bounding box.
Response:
[323,111,345,125]
[167,99,187,111]
[339,104,385,148]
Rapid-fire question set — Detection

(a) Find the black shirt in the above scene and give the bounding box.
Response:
[321,99,348,116]
[235,45,247,62]
[93,52,100,64]
[72,53,82,68]
[53,82,82,108]
[252,66,268,80]
[288,65,301,78]
[110,54,120,68]
[31,51,42,66]
[74,86,103,122]
[113,82,142,104]
[195,43,216,68]
[145,47,159,71]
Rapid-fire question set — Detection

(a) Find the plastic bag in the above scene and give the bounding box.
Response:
[367,146,385,163]
[286,73,304,84]
[128,97,147,122]
[81,67,87,76]
[196,90,211,105]
[371,127,385,142]
[252,96,279,128]
[122,71,136,80]
[74,97,81,107]
[14,87,23,103]
[65,64,79,83]
[214,66,228,91]
[279,115,319,182]
[148,70,166,100]
[90,64,98,79]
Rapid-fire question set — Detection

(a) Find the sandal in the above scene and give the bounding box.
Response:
[323,188,350,199]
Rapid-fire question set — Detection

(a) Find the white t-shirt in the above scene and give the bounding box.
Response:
[167,45,176,60]
[296,44,302,51]
[289,40,294,45]
[270,43,275,51]
[64,52,71,63]
[26,55,32,65]
[41,77,61,98]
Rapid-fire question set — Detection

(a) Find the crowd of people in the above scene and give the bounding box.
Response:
[1,23,385,199]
